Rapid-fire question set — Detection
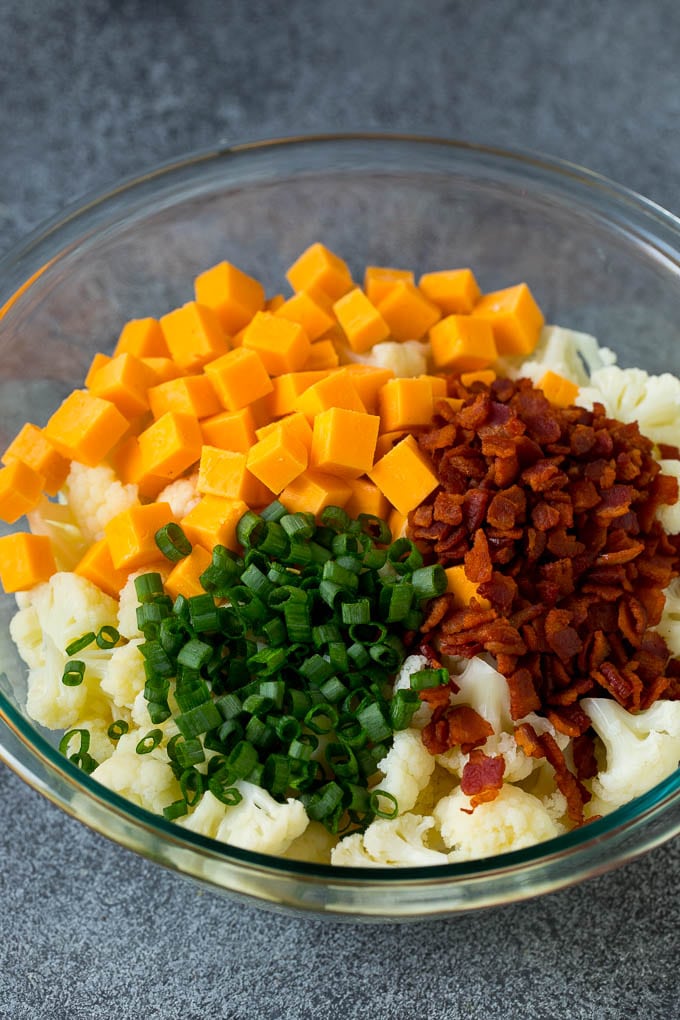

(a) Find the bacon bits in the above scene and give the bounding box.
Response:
[408,377,680,806]
[460,749,506,809]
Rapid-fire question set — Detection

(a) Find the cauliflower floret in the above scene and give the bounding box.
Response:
[28,495,89,570]
[9,604,44,669]
[655,460,680,535]
[372,728,435,814]
[63,461,139,543]
[100,640,146,710]
[657,578,680,656]
[281,821,338,864]
[71,718,116,765]
[331,813,450,867]
[91,730,180,813]
[579,366,680,446]
[209,780,309,855]
[582,697,680,810]
[24,572,119,652]
[343,339,429,377]
[157,473,199,519]
[500,325,615,388]
[434,784,563,862]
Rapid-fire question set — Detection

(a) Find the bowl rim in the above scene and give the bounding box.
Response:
[1,131,679,911]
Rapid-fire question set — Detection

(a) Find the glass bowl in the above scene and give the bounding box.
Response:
[1,134,679,920]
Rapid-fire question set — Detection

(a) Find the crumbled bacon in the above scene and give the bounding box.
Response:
[422,705,493,755]
[460,749,506,809]
[406,375,680,824]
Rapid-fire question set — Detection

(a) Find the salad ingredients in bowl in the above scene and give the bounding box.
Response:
[3,240,679,869]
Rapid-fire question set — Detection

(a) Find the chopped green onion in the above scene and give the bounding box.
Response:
[409,667,449,690]
[107,719,129,741]
[236,510,264,547]
[357,513,391,544]
[59,728,90,757]
[304,703,339,734]
[260,499,287,523]
[356,701,392,743]
[180,767,204,806]
[176,701,223,739]
[65,632,95,656]
[411,564,448,600]
[136,729,163,754]
[134,572,165,603]
[155,522,192,562]
[163,799,189,820]
[188,594,221,632]
[208,775,243,806]
[370,790,399,819]
[61,660,85,686]
[177,638,214,670]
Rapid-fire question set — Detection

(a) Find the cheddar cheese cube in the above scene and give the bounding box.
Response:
[429,315,497,372]
[204,347,273,411]
[310,407,380,478]
[286,243,354,301]
[241,311,312,375]
[537,370,579,408]
[45,390,129,467]
[368,435,439,516]
[0,460,45,523]
[363,266,415,305]
[2,423,69,496]
[115,317,169,358]
[0,533,57,592]
[246,428,308,493]
[74,538,134,599]
[275,290,336,341]
[165,544,213,600]
[332,287,390,354]
[160,301,229,371]
[472,282,544,356]
[376,281,440,341]
[279,469,352,517]
[104,502,175,572]
[180,495,248,552]
[194,260,265,334]
[418,268,481,314]
[378,377,435,432]
[148,374,221,420]
[200,406,258,452]
[445,565,492,610]
[197,446,272,505]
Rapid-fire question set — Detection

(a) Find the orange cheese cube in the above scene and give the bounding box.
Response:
[460,369,497,388]
[344,477,390,520]
[332,287,391,354]
[0,460,45,523]
[445,565,491,610]
[537,370,579,408]
[84,352,112,388]
[472,283,544,356]
[419,374,448,399]
[279,469,352,517]
[293,369,366,421]
[266,294,286,313]
[275,290,336,341]
[0,533,57,592]
[180,495,248,552]
[343,365,395,413]
[378,377,435,432]
[110,436,167,498]
[148,374,221,420]
[246,429,308,493]
[255,411,313,451]
[438,397,465,415]
[374,429,408,460]
[376,281,440,341]
[301,339,341,371]
[310,407,380,478]
[136,411,203,483]
[160,301,229,372]
[164,544,213,600]
[74,538,132,599]
[141,357,182,385]
[2,423,70,496]
[286,243,354,301]
[261,370,329,418]
[204,347,273,411]
[88,353,155,419]
[201,406,257,452]
[368,435,439,516]
[45,390,129,467]
[104,502,175,571]
[197,446,272,505]
[194,260,265,334]
[418,269,481,314]
[364,266,415,305]
[429,315,497,372]
[115,317,169,358]
[241,311,312,375]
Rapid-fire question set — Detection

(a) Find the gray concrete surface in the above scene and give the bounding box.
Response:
[1,1,680,1017]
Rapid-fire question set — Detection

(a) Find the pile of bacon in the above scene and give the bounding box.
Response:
[408,376,680,822]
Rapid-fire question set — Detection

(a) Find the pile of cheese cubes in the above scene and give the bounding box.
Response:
[0,242,552,599]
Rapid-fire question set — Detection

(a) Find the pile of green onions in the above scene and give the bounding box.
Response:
[65,502,448,834]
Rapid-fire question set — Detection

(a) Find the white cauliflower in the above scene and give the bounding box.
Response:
[582,697,680,810]
[157,473,200,519]
[205,780,309,855]
[434,784,563,861]
[91,730,181,813]
[578,365,680,446]
[27,495,89,570]
[500,325,615,388]
[63,461,139,543]
[657,578,680,656]
[12,572,121,728]
[372,728,435,813]
[331,813,450,867]
[343,339,430,377]
[281,822,338,864]
[100,640,146,711]
[117,568,168,640]
[655,460,680,534]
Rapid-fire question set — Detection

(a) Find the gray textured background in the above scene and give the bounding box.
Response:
[2,2,680,1018]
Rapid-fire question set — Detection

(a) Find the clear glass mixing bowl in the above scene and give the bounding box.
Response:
[1,135,679,920]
